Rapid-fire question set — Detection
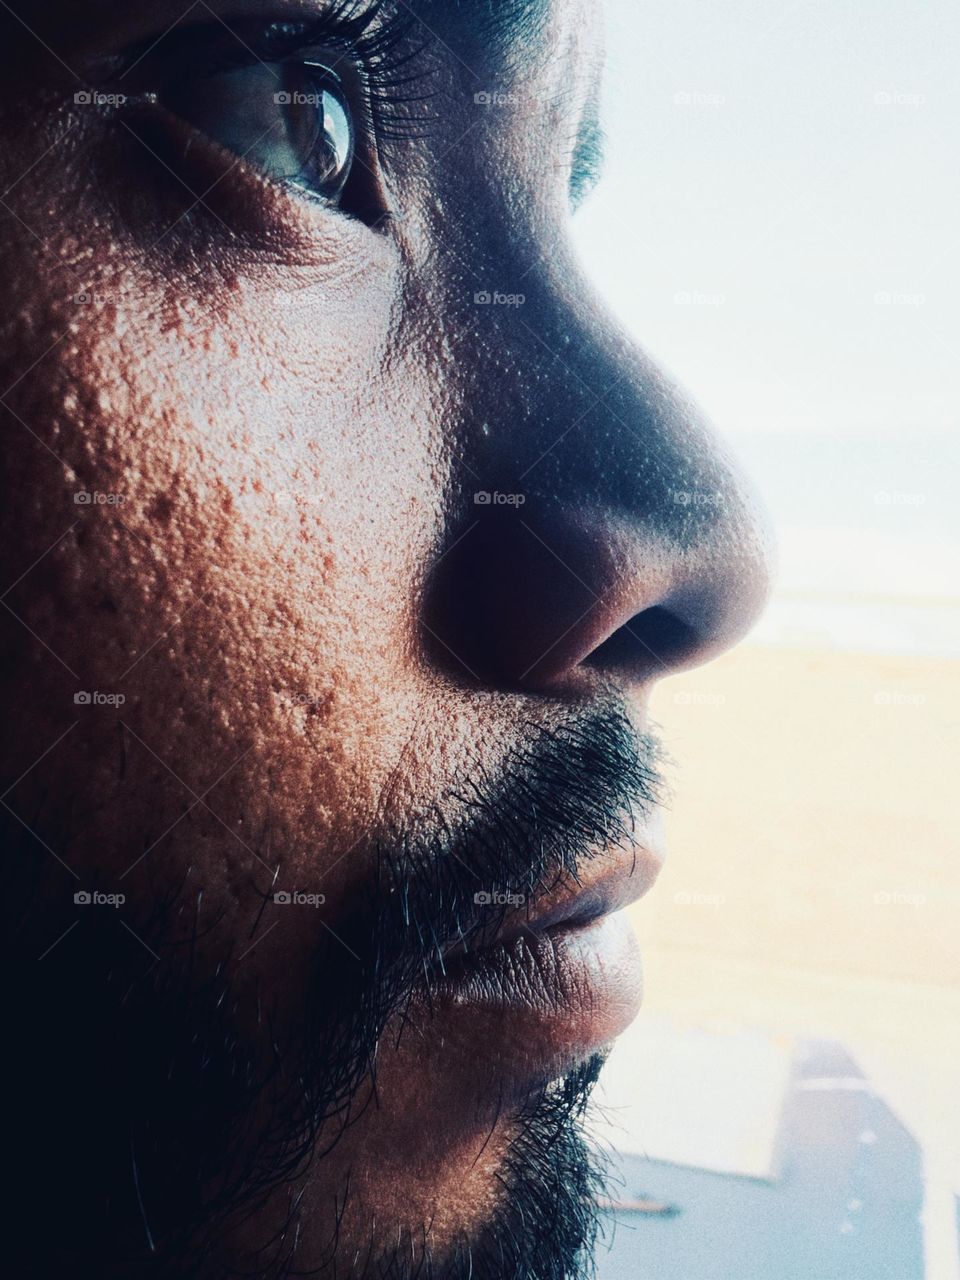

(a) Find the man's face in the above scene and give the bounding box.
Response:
[0,1,770,1276]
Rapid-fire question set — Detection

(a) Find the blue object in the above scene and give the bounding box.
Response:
[595,1038,925,1280]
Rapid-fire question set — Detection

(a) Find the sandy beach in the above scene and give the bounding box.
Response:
[630,643,960,1181]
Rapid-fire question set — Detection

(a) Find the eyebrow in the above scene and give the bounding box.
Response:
[435,0,606,202]
[418,0,553,57]
[570,87,606,207]
[473,0,552,46]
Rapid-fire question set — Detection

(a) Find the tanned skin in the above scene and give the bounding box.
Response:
[0,2,770,1276]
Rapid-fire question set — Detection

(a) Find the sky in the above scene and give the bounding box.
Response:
[572,0,960,650]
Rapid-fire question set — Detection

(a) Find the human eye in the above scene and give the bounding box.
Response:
[161,54,357,205]
[90,3,425,224]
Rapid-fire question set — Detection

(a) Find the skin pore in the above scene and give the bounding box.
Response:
[0,1,770,1276]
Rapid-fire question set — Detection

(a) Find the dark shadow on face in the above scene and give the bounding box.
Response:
[0,0,770,1275]
[3,700,659,1277]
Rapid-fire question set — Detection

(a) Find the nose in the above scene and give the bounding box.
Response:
[424,273,772,694]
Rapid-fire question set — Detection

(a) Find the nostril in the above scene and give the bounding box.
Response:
[424,493,769,693]
[583,606,701,682]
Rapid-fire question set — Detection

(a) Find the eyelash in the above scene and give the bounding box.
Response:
[113,0,432,145]
[260,1,432,143]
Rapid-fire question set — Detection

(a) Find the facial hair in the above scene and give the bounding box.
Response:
[1,697,661,1278]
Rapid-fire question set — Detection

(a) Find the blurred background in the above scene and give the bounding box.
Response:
[572,1,959,1276]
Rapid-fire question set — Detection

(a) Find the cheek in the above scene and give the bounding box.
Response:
[0,243,446,915]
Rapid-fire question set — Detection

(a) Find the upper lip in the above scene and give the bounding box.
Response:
[442,807,666,964]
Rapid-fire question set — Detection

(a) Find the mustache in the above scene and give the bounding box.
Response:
[0,697,662,1276]
[383,699,663,969]
[303,697,664,1093]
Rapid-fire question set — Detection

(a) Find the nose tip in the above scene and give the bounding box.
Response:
[427,492,771,693]
[421,261,773,695]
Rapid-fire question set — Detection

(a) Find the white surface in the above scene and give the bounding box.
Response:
[593,1015,795,1180]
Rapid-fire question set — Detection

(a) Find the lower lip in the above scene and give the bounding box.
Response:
[426,911,644,1071]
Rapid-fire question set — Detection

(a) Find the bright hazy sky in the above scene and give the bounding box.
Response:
[573,0,959,632]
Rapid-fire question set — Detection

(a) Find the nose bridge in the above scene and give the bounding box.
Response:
[423,250,772,691]
[428,224,737,531]
[481,289,729,539]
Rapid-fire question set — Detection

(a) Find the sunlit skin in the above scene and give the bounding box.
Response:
[0,1,771,1276]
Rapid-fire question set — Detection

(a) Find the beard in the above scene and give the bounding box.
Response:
[2,697,661,1279]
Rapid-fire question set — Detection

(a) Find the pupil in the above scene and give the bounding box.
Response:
[281,65,352,195]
